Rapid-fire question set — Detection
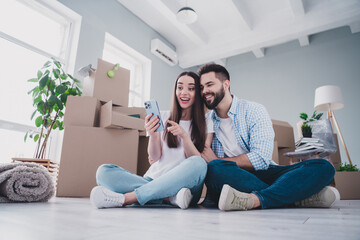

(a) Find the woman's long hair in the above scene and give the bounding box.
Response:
[164,71,206,152]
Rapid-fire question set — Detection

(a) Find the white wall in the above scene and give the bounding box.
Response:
[58,0,183,110]
[226,27,360,167]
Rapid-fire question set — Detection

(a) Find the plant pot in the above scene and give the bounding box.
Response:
[302,131,312,138]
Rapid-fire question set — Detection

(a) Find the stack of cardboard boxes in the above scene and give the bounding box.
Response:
[56,59,149,197]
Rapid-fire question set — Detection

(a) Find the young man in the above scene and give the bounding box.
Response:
[198,64,340,211]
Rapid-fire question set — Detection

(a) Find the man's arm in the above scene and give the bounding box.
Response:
[201,147,253,170]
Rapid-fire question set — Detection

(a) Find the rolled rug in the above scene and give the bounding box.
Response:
[0,162,55,203]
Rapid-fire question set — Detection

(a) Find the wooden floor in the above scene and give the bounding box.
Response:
[0,198,359,240]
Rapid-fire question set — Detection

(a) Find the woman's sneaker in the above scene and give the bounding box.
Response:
[90,186,125,209]
[295,186,340,208]
[169,188,192,209]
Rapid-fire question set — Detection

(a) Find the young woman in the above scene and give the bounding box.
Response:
[90,71,214,209]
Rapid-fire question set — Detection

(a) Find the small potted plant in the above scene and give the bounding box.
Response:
[20,58,82,162]
[299,111,323,138]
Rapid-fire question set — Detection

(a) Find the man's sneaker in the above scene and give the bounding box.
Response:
[218,184,254,211]
[295,186,340,208]
[169,188,192,209]
[90,186,125,209]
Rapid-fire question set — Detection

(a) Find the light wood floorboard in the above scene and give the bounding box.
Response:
[0,198,359,240]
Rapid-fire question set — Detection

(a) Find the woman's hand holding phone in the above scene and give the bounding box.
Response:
[145,113,161,136]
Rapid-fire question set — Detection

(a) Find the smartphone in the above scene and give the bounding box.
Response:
[144,100,164,132]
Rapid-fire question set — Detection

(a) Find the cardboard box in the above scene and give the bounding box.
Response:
[100,101,145,131]
[63,96,101,127]
[57,126,139,197]
[272,120,295,165]
[334,171,360,199]
[83,58,130,107]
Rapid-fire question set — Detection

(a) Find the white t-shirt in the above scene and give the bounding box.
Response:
[144,111,214,179]
[218,117,248,157]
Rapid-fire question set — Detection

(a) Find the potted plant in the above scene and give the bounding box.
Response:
[299,111,323,138]
[21,58,82,161]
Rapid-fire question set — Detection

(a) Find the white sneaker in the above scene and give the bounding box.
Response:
[295,186,340,208]
[169,188,192,209]
[90,186,125,209]
[218,184,254,211]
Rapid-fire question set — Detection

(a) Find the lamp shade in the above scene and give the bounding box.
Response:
[314,85,344,111]
[176,7,197,24]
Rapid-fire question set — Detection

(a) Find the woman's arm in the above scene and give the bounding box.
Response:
[145,114,162,164]
[167,120,200,158]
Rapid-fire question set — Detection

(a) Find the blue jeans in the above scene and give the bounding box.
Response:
[96,156,207,206]
[205,159,335,209]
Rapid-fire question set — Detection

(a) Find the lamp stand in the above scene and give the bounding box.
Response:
[328,110,352,165]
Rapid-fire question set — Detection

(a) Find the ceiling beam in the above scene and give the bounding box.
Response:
[252,48,265,58]
[289,0,305,18]
[350,22,360,33]
[298,36,309,46]
[230,0,252,30]
[151,0,207,46]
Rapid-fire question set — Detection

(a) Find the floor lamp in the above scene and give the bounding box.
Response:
[314,85,352,165]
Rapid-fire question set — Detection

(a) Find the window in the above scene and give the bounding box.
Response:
[0,0,81,163]
[102,33,151,107]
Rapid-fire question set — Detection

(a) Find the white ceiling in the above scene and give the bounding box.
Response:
[118,0,360,69]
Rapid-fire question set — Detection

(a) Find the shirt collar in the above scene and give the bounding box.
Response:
[212,95,239,121]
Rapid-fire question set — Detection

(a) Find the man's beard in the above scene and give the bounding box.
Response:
[203,86,225,109]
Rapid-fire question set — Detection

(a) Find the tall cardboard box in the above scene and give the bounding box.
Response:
[83,58,130,107]
[272,120,295,165]
[63,96,101,127]
[57,126,139,197]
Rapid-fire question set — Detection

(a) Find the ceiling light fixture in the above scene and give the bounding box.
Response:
[176,6,197,24]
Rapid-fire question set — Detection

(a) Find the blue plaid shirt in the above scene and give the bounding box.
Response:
[210,95,276,170]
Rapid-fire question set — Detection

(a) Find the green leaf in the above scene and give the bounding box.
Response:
[37,70,43,79]
[24,131,28,142]
[34,134,39,142]
[48,80,56,91]
[53,68,60,79]
[299,113,308,121]
[33,96,42,106]
[60,94,68,103]
[30,110,37,120]
[60,73,68,80]
[39,73,49,88]
[48,94,57,108]
[58,111,64,117]
[56,99,64,110]
[37,101,45,115]
[27,78,38,82]
[27,86,37,95]
[54,60,61,68]
[35,116,43,127]
[56,85,67,94]
[42,61,51,68]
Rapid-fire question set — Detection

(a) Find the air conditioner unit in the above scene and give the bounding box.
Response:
[151,39,178,66]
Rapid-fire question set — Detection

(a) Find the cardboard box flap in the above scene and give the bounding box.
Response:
[100,101,145,131]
